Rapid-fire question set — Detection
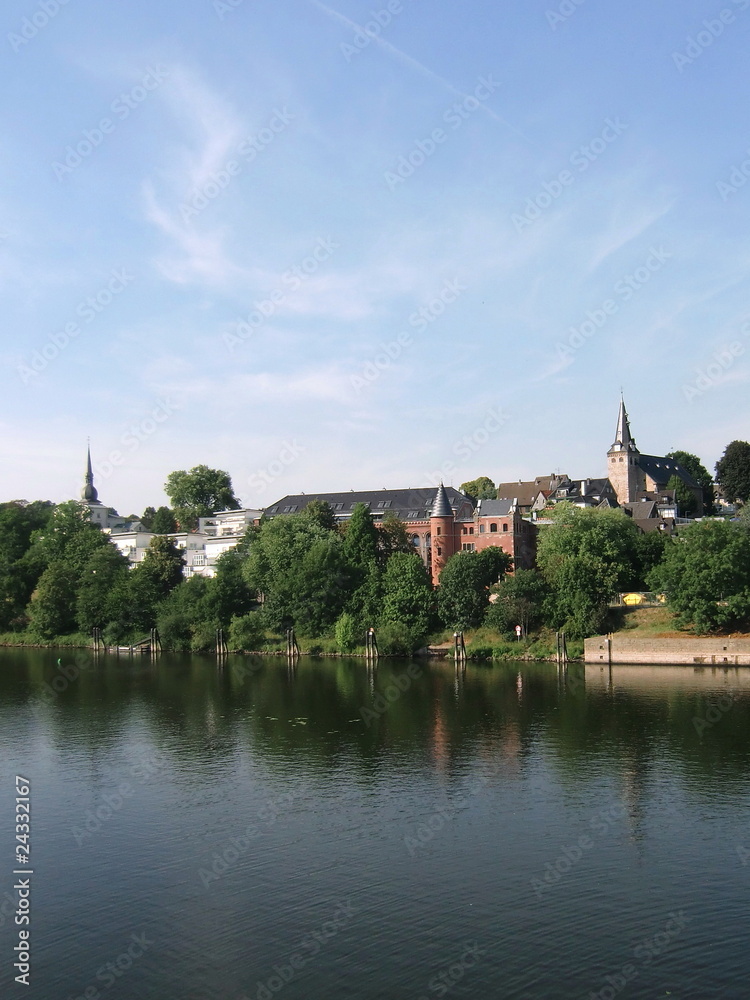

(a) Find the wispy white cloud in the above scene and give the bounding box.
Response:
[308,0,535,145]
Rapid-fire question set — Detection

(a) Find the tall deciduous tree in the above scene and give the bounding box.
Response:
[380,552,433,639]
[648,520,750,632]
[666,451,714,515]
[150,506,178,534]
[437,548,511,630]
[666,475,698,517]
[460,477,497,501]
[76,544,130,632]
[715,441,750,505]
[165,465,240,529]
[536,503,640,638]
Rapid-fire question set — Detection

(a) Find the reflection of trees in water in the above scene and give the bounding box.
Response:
[5,651,750,796]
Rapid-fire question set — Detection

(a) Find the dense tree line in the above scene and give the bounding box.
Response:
[2,438,750,652]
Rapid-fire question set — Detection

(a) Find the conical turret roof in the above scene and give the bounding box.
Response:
[430,482,453,518]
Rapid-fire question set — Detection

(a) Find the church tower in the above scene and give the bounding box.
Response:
[81,446,109,528]
[429,483,456,584]
[607,397,641,505]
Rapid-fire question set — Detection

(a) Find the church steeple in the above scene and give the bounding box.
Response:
[81,445,99,503]
[610,395,637,453]
[607,396,641,505]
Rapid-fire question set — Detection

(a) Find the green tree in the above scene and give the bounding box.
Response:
[156,576,219,651]
[378,512,413,563]
[165,465,240,530]
[343,503,379,569]
[140,535,186,597]
[243,513,341,631]
[666,451,714,515]
[666,475,698,517]
[0,501,54,630]
[29,500,108,575]
[294,536,351,634]
[634,529,669,589]
[437,548,511,630]
[380,552,433,640]
[76,544,130,633]
[301,500,339,533]
[715,440,750,505]
[212,548,256,625]
[150,506,178,534]
[648,520,750,632]
[28,563,79,638]
[334,611,359,652]
[536,503,640,638]
[460,477,496,501]
[484,568,550,635]
[140,506,156,529]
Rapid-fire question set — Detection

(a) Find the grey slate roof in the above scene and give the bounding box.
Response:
[476,498,515,517]
[265,486,472,522]
[638,455,699,489]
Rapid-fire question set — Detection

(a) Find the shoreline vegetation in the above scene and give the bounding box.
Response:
[2,489,750,661]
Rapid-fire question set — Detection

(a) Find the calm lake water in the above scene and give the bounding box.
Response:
[1,650,750,999]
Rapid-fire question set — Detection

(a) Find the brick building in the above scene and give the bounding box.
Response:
[266,484,537,584]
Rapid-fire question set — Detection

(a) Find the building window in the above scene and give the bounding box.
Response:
[462,543,475,551]
[437,546,442,556]
[436,527,441,535]
[469,527,474,535]
[490,523,497,533]
[479,524,485,533]
[503,523,508,532]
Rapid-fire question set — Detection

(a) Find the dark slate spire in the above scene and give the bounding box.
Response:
[610,396,637,453]
[81,445,99,502]
[430,483,453,518]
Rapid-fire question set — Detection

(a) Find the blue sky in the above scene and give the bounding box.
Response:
[3,0,750,514]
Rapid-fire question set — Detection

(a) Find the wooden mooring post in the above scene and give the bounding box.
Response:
[556,630,568,668]
[286,627,300,659]
[216,628,229,658]
[92,626,104,653]
[454,631,467,667]
[365,628,378,663]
